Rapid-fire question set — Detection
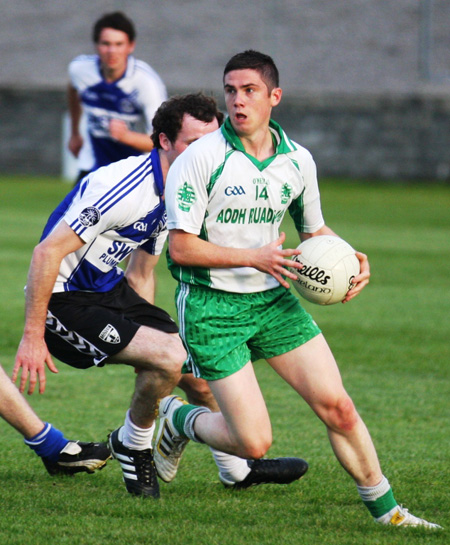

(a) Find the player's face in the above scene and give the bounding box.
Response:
[224,69,282,138]
[164,114,219,165]
[96,28,135,79]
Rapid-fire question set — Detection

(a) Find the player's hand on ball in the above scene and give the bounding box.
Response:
[253,232,302,289]
[342,251,370,303]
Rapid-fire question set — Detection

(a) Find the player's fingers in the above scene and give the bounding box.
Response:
[276,231,286,246]
[274,273,290,289]
[283,257,303,270]
[27,369,37,395]
[11,362,20,383]
[46,353,59,374]
[17,366,29,393]
[38,369,47,395]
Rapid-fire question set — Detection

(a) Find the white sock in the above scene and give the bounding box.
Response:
[120,410,155,451]
[356,475,391,502]
[210,447,251,484]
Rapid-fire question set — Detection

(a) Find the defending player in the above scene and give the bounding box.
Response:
[158,51,441,528]
[67,11,167,184]
[13,94,217,498]
[0,364,110,475]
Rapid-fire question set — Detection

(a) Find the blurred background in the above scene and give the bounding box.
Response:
[1,0,449,180]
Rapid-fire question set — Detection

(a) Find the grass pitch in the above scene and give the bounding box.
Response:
[0,176,448,545]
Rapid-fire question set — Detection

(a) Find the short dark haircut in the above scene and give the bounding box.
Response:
[223,50,279,92]
[93,12,136,43]
[151,93,224,148]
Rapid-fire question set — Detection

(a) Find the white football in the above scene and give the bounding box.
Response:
[290,235,360,305]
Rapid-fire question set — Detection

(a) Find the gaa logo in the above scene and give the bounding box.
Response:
[225,186,246,196]
[133,221,148,232]
[79,207,101,227]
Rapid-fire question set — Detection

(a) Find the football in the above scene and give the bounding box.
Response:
[289,235,360,305]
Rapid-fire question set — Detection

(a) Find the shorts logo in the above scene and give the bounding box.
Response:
[177,182,197,212]
[99,324,121,344]
[79,207,101,227]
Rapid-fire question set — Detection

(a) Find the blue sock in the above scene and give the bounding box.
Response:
[24,423,69,462]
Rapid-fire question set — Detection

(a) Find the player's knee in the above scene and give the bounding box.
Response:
[325,395,358,433]
[233,433,272,460]
[161,336,187,372]
[178,375,217,410]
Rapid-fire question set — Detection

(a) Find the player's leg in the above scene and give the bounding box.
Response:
[159,373,307,487]
[0,364,44,438]
[107,326,185,498]
[267,334,441,528]
[108,327,185,427]
[0,365,110,475]
[268,334,382,486]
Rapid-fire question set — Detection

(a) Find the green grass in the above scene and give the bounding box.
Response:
[0,175,449,544]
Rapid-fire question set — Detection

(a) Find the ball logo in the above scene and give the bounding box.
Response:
[79,207,101,227]
[294,257,331,286]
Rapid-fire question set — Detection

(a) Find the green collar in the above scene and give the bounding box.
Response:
[221,117,293,170]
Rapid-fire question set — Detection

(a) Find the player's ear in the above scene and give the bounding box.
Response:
[159,132,172,151]
[270,87,282,107]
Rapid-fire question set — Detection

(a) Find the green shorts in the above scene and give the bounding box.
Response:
[176,283,321,381]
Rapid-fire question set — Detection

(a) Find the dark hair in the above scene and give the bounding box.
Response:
[223,50,279,92]
[151,93,224,148]
[93,12,136,43]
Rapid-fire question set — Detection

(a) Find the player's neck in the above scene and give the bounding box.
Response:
[101,64,126,83]
[159,150,170,191]
[240,127,275,162]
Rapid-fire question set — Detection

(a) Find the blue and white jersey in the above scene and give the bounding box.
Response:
[41,149,168,294]
[69,54,167,170]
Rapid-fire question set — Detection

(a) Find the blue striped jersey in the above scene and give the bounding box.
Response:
[41,149,167,293]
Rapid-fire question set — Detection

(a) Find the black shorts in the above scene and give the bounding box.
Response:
[45,278,178,369]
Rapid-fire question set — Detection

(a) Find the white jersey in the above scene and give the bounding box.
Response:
[41,149,168,294]
[165,118,325,293]
[69,54,167,171]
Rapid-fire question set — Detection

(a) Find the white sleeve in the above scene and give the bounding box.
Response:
[290,149,325,233]
[135,64,168,132]
[165,145,210,235]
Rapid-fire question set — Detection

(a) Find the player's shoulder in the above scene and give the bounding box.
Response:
[288,140,314,162]
[89,154,152,191]
[69,54,97,71]
[182,128,225,162]
[278,128,316,167]
[129,57,165,84]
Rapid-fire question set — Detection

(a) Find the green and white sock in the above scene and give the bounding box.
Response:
[357,476,398,519]
[172,403,211,443]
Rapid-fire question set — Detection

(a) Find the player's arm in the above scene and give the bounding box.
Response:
[299,225,370,302]
[125,248,160,304]
[108,120,154,152]
[67,84,83,157]
[13,222,85,394]
[169,229,302,289]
